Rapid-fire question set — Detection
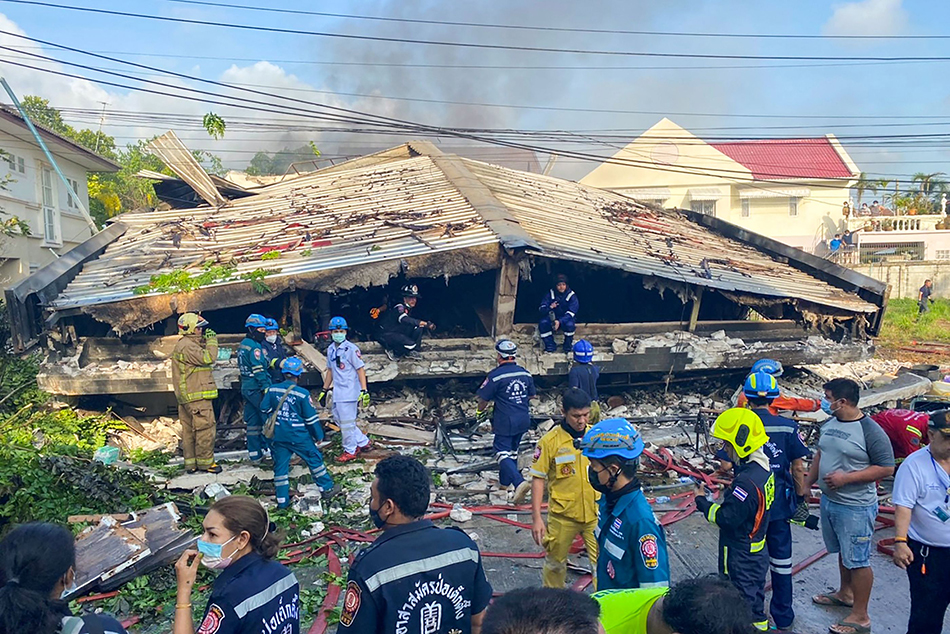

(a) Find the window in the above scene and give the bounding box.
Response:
[28,262,39,274]
[741,199,751,217]
[789,197,800,217]
[4,153,25,174]
[937,250,950,260]
[690,199,716,215]
[66,178,79,209]
[40,167,60,245]
[17,157,24,173]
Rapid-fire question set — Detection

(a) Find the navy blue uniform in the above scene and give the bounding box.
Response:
[756,407,810,630]
[539,287,578,352]
[336,520,493,634]
[595,488,670,591]
[697,460,775,631]
[568,363,600,401]
[262,339,289,383]
[477,361,536,487]
[60,612,128,634]
[377,303,424,356]
[238,336,272,461]
[196,552,300,634]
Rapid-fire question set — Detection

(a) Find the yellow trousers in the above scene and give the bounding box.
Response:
[180,400,216,469]
[542,513,598,589]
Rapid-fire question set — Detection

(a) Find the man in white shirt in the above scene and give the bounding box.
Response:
[892,409,950,634]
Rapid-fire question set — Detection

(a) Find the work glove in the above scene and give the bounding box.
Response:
[269,358,278,369]
[790,500,820,530]
[475,408,491,424]
[317,388,331,408]
[358,390,370,408]
[204,329,217,340]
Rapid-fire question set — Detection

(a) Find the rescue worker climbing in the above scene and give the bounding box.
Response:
[376,284,435,360]
[530,387,600,588]
[171,313,221,474]
[695,407,775,632]
[578,418,670,591]
[568,339,601,423]
[477,339,537,505]
[736,359,821,415]
[539,274,578,353]
[319,316,372,462]
[261,317,289,383]
[238,314,272,462]
[261,357,339,507]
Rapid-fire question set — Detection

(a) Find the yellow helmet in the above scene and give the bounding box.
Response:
[177,313,208,335]
[712,407,769,459]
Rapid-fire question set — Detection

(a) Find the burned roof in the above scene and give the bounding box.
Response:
[46,144,882,333]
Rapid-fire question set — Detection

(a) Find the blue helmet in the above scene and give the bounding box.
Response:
[750,358,784,377]
[329,316,349,330]
[572,339,594,363]
[264,318,279,331]
[577,418,644,461]
[245,314,267,329]
[744,370,780,400]
[280,357,304,376]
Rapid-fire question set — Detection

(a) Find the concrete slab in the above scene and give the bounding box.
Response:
[164,464,312,490]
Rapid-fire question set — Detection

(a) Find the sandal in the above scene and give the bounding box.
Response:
[812,593,854,608]
[829,619,870,634]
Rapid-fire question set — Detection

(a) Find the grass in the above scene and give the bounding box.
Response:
[877,298,950,347]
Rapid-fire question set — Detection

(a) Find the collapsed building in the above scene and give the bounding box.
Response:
[5,134,888,412]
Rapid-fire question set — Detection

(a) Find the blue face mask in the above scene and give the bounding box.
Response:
[820,397,836,416]
[332,331,346,344]
[197,535,238,569]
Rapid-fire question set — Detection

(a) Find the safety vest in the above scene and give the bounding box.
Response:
[171,333,218,404]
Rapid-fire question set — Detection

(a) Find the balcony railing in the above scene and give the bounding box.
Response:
[846,215,944,233]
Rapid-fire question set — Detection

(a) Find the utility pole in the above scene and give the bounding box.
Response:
[94,101,108,153]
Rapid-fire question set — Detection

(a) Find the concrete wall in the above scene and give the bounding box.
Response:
[852,260,950,299]
[0,118,95,288]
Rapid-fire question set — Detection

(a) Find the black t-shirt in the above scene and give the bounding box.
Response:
[920,285,933,301]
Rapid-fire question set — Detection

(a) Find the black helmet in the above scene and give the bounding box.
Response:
[401,284,421,298]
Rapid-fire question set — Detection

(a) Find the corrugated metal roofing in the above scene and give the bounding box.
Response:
[709,137,855,180]
[49,149,877,316]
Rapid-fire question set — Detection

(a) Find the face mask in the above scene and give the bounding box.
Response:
[332,332,347,344]
[368,500,389,529]
[197,535,238,570]
[60,572,78,601]
[588,465,614,495]
[265,334,278,344]
[820,397,837,416]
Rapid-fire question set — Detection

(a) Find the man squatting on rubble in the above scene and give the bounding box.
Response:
[530,387,600,589]
[319,316,372,462]
[695,407,775,632]
[375,284,436,360]
[238,314,272,462]
[481,577,755,634]
[261,357,339,507]
[539,274,578,354]
[477,339,537,505]
[579,418,670,591]
[171,313,222,474]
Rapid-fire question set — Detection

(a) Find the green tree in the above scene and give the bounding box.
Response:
[244,144,321,176]
[20,96,71,135]
[854,172,877,206]
[202,112,226,140]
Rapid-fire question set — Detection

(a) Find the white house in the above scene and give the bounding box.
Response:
[0,106,119,287]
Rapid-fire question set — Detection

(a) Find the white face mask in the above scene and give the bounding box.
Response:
[60,570,78,600]
[265,334,278,344]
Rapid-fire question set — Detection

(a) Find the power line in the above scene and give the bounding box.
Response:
[8,0,950,63]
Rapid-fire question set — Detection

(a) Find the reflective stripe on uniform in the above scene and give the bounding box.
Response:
[753,621,769,631]
[233,573,298,618]
[492,371,533,382]
[61,617,84,634]
[364,547,480,592]
[723,545,729,575]
[554,454,576,464]
[603,539,625,559]
[529,468,547,478]
[707,503,720,525]
[906,425,923,438]
[750,539,765,553]
[639,581,669,589]
[763,426,792,434]
[539,331,553,338]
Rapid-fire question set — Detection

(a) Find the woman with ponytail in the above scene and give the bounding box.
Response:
[175,495,299,634]
[0,522,128,634]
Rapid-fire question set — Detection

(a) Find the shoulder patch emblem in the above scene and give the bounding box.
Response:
[340,581,361,627]
[732,486,748,501]
[253,348,262,360]
[606,559,616,579]
[480,378,489,389]
[639,534,659,569]
[197,604,225,634]
[533,445,542,461]
[355,348,362,359]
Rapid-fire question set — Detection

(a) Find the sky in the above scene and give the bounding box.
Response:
[0,0,949,184]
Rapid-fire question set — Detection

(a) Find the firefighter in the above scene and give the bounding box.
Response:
[695,407,775,632]
[578,418,670,591]
[376,284,435,360]
[538,274,578,353]
[871,408,931,463]
[476,339,536,504]
[735,359,820,415]
[261,357,338,507]
[238,314,272,462]
[261,317,289,383]
[530,387,599,588]
[171,313,221,474]
[318,316,372,462]
[568,339,601,423]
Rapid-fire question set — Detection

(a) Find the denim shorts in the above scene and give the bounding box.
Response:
[820,497,877,569]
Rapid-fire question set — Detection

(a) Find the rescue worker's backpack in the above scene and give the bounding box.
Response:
[263,389,295,440]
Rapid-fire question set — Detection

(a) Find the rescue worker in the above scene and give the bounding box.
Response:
[538,274,578,353]
[238,314,272,462]
[695,407,775,632]
[318,316,372,462]
[376,284,435,360]
[337,455,493,634]
[568,339,601,423]
[476,339,537,504]
[578,418,670,591]
[261,357,338,506]
[529,387,599,588]
[736,359,821,415]
[171,313,222,474]
[261,317,289,383]
[173,496,300,634]
[871,408,931,462]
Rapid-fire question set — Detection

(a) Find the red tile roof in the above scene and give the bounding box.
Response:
[709,137,854,180]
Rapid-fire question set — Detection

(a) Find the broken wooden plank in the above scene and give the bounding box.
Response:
[289,339,327,373]
[68,513,133,524]
[364,422,433,444]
